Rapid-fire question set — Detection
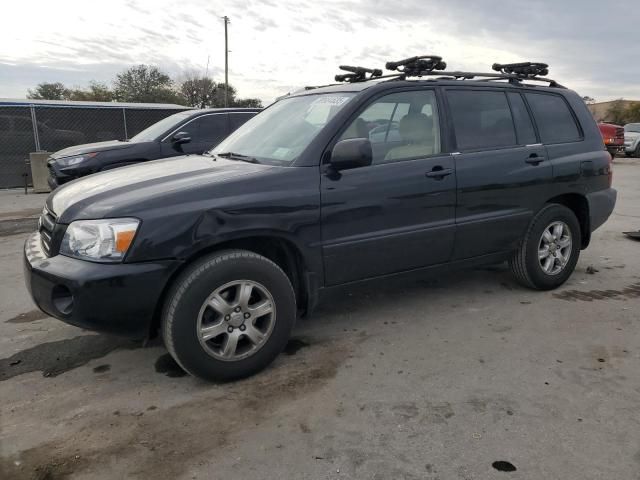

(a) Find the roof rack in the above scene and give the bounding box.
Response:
[385,56,447,76]
[334,65,383,83]
[381,56,563,88]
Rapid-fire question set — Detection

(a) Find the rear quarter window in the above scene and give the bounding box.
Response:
[524,93,581,144]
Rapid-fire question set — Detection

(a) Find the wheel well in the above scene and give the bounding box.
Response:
[547,193,590,248]
[148,236,308,339]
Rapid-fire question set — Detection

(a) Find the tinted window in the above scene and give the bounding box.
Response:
[194,114,229,145]
[525,93,581,144]
[229,112,255,130]
[339,90,440,164]
[507,92,537,145]
[0,117,10,131]
[448,90,516,150]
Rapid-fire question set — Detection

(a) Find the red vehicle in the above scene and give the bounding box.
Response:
[598,122,624,158]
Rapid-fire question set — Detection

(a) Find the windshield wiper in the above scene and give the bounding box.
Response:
[216,152,260,164]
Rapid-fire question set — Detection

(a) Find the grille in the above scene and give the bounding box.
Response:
[615,127,624,141]
[39,207,57,257]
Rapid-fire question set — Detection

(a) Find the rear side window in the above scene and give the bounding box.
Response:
[195,114,229,144]
[447,90,516,150]
[229,112,255,131]
[507,92,537,145]
[525,93,581,144]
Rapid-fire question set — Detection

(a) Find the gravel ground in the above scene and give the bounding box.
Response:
[1,159,639,480]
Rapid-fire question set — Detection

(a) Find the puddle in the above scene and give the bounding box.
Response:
[492,461,517,472]
[5,310,48,324]
[284,338,309,355]
[0,335,140,381]
[154,353,187,377]
[553,283,640,302]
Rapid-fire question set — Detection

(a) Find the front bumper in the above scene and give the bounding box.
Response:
[24,232,179,338]
[586,188,617,233]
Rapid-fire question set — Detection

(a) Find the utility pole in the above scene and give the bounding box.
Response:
[222,15,230,107]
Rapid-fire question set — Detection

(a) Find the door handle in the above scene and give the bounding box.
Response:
[425,167,453,179]
[525,153,545,165]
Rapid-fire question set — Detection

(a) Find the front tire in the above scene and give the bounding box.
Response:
[162,250,296,381]
[509,204,581,290]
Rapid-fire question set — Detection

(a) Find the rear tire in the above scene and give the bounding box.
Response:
[162,249,296,381]
[509,204,581,290]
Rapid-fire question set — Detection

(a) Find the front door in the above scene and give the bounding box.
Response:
[321,89,456,286]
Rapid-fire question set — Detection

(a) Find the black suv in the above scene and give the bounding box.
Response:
[46,108,260,188]
[24,58,616,381]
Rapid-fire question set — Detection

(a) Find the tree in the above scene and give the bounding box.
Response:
[624,102,640,123]
[606,99,628,125]
[68,81,114,102]
[582,96,595,104]
[179,74,217,108]
[233,97,263,108]
[113,65,184,104]
[27,82,70,100]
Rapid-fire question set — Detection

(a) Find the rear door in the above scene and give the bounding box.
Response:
[446,88,552,260]
[321,88,456,285]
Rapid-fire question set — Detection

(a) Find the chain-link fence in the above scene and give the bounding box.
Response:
[0,101,190,188]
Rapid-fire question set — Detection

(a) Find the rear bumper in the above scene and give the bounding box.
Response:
[586,188,617,233]
[24,232,179,338]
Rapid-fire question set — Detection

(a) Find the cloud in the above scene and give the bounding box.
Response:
[0,0,638,103]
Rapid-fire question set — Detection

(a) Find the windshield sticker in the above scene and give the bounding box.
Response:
[272,147,292,159]
[311,96,351,106]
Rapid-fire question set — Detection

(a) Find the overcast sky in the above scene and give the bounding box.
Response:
[1,0,638,104]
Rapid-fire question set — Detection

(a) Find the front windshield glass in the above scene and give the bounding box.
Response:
[129,111,193,142]
[210,93,355,165]
[624,123,640,133]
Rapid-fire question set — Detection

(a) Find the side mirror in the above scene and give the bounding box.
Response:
[172,131,191,144]
[330,138,372,170]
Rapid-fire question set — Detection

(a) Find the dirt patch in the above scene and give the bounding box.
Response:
[553,283,640,302]
[0,335,141,381]
[0,337,350,480]
[5,310,48,324]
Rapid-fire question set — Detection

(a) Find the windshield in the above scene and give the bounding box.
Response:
[210,93,355,165]
[624,123,640,133]
[129,111,193,142]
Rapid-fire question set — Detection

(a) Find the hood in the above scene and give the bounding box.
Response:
[625,131,640,140]
[50,140,134,159]
[48,155,274,222]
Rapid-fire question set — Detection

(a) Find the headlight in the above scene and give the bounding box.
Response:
[60,218,140,262]
[56,152,97,167]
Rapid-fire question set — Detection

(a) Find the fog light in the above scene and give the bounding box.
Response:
[52,285,74,315]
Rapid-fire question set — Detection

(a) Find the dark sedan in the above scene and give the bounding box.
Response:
[47,108,260,188]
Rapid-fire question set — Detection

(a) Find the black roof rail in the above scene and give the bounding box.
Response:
[334,65,383,83]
